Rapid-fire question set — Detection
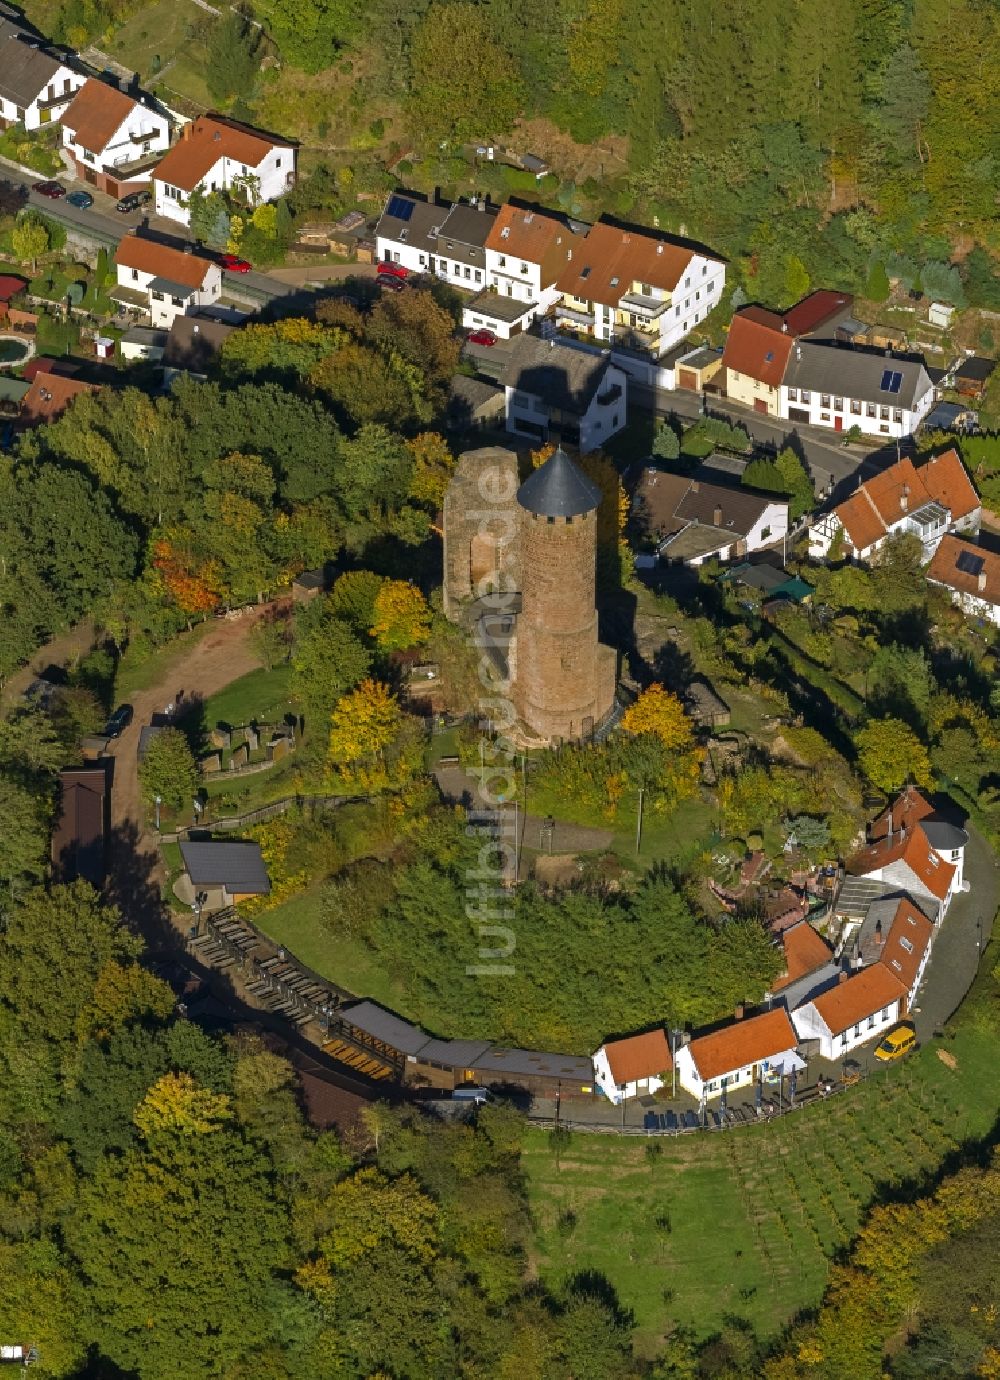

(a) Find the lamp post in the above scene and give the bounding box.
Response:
[154,794,162,831]
[670,1027,681,1099]
[190,890,206,939]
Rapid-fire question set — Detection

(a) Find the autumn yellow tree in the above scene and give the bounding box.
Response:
[75,960,175,1044]
[621,684,696,749]
[133,1072,232,1139]
[406,432,455,509]
[328,678,402,790]
[369,580,432,652]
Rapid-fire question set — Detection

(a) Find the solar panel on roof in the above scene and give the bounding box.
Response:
[386,195,414,222]
[955,549,985,577]
[879,369,903,394]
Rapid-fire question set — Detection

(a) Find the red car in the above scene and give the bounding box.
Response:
[377,261,408,279]
[33,180,66,199]
[467,328,497,347]
[221,253,252,273]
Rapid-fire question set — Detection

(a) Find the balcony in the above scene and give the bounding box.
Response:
[618,290,668,318]
[556,302,594,327]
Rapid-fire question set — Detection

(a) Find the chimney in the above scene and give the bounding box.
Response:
[900,482,909,512]
[734,1004,744,1020]
[183,242,192,254]
[875,918,883,947]
[691,480,699,493]
[656,243,663,255]
[781,321,788,333]
[838,971,848,984]
[182,122,192,141]
[795,343,801,360]
[979,569,988,592]
[713,504,723,526]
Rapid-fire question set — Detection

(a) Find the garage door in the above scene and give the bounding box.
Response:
[753,398,768,414]
[788,407,810,424]
[678,369,697,390]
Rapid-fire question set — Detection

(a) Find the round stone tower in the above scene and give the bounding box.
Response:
[514,448,617,742]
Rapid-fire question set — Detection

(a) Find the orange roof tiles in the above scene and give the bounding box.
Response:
[878,896,933,995]
[114,236,216,290]
[927,533,1000,606]
[602,1029,672,1085]
[20,374,98,427]
[810,965,905,1036]
[772,922,833,992]
[847,825,955,902]
[721,309,794,388]
[829,450,980,551]
[555,219,709,308]
[687,1009,797,1083]
[781,289,853,337]
[153,115,286,192]
[62,78,136,155]
[485,203,584,287]
[870,785,935,843]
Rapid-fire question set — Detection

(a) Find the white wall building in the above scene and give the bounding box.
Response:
[791,966,904,1060]
[780,341,934,439]
[927,534,1000,629]
[152,115,294,228]
[675,1009,801,1101]
[592,1029,672,1105]
[0,36,83,131]
[62,79,170,198]
[501,335,627,454]
[113,236,222,329]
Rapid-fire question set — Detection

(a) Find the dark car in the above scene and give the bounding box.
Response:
[116,189,151,213]
[33,180,66,199]
[66,190,94,209]
[379,276,406,293]
[105,704,134,739]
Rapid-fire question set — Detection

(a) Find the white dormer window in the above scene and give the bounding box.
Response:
[500,226,510,238]
[900,937,914,953]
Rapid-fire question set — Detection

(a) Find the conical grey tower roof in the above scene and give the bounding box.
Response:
[516,447,602,518]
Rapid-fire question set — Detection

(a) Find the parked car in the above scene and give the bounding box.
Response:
[33,180,65,199]
[66,190,94,209]
[873,1022,917,1063]
[104,704,134,739]
[451,1086,493,1104]
[116,189,151,213]
[467,328,497,347]
[379,276,406,293]
[377,261,408,279]
[220,253,252,273]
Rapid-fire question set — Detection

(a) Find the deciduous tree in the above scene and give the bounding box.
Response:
[138,726,199,813]
[854,716,933,792]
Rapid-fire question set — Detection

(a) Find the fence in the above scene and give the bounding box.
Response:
[163,792,361,841]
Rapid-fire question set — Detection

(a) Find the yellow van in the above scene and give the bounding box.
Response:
[874,1022,917,1062]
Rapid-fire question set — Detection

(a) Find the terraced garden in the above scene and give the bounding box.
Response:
[524,1002,1000,1359]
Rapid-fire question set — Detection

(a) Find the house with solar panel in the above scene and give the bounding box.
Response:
[807,448,980,562]
[927,534,1000,626]
[778,339,934,438]
[375,190,497,291]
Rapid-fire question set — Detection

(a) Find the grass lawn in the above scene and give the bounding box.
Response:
[251,886,404,1006]
[524,950,1000,1358]
[201,664,296,730]
[108,0,210,83]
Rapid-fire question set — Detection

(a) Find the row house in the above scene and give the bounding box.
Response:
[375,191,497,292]
[463,202,590,339]
[927,534,1000,628]
[62,79,170,200]
[113,236,222,329]
[554,219,726,359]
[153,115,295,228]
[0,35,83,131]
[721,292,855,417]
[845,822,957,920]
[807,449,980,562]
[675,1008,802,1101]
[866,786,969,893]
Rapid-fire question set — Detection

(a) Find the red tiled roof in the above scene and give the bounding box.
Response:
[847,824,955,902]
[829,450,979,552]
[878,896,933,995]
[810,965,905,1036]
[772,922,833,992]
[687,1009,798,1083]
[721,309,793,388]
[114,236,216,290]
[0,274,27,302]
[485,203,577,269]
[927,533,1000,607]
[153,115,288,192]
[870,785,935,843]
[62,78,136,154]
[22,357,80,383]
[555,219,709,308]
[781,290,853,337]
[19,373,98,426]
[602,1029,672,1085]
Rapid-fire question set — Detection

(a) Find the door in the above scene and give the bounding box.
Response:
[834,414,843,432]
[678,369,696,390]
[753,398,768,414]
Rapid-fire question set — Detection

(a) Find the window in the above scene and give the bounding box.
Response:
[840,1033,848,1048]
[854,1023,861,1037]
[684,276,690,288]
[702,263,707,275]
[761,526,772,540]
[787,387,797,401]
[675,305,680,316]
[893,409,903,424]
[851,399,861,414]
[867,1015,875,1029]
[131,268,139,281]
[612,414,619,427]
[696,290,701,300]
[891,958,902,971]
[419,255,427,267]
[497,255,506,268]
[464,266,471,279]
[866,403,876,417]
[171,295,184,307]
[880,424,889,433]
[500,226,510,239]
[275,157,281,168]
[152,290,163,301]
[900,936,914,953]
[834,397,843,411]
[475,269,482,283]
[520,261,529,274]
[821,393,831,408]
[801,390,811,403]
[879,405,889,420]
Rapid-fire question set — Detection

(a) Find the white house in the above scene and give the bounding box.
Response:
[592,1028,672,1105]
[375,190,497,292]
[500,335,627,454]
[846,824,956,919]
[152,115,295,227]
[112,236,222,329]
[554,218,726,360]
[0,35,83,131]
[927,534,1000,628]
[791,965,904,1060]
[62,78,170,200]
[633,467,789,567]
[675,1008,801,1101]
[807,449,981,562]
[484,201,588,311]
[781,341,934,439]
[866,786,969,895]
